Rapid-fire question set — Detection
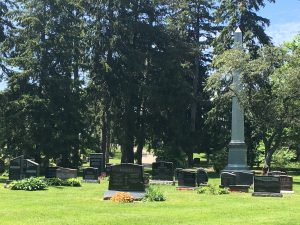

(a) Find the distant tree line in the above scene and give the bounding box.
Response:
[2,0,299,170]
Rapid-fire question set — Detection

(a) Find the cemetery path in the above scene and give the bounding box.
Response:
[142,151,156,168]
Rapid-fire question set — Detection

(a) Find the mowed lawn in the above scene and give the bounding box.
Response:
[0,173,300,225]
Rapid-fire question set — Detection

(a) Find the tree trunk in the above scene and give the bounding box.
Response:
[187,152,193,166]
[101,111,107,162]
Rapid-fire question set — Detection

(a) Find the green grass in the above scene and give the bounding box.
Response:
[1,174,300,225]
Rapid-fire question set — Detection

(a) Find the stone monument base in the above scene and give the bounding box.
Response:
[149,180,175,185]
[252,192,283,197]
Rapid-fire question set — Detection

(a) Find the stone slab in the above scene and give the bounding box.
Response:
[103,190,145,200]
[252,192,283,197]
[176,186,199,191]
[149,180,175,185]
[229,185,250,193]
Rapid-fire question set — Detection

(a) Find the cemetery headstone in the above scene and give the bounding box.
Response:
[268,171,287,176]
[252,176,282,197]
[45,166,60,178]
[152,161,173,181]
[178,169,197,187]
[220,172,236,187]
[279,175,293,192]
[9,156,24,180]
[24,159,39,178]
[56,168,77,180]
[83,167,99,182]
[196,168,208,185]
[0,159,5,173]
[234,171,254,186]
[90,153,105,174]
[104,164,145,200]
[174,168,183,180]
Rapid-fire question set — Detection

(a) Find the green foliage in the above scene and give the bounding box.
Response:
[10,177,47,191]
[143,186,166,202]
[271,148,296,169]
[45,178,65,186]
[65,178,81,187]
[45,178,81,187]
[210,148,228,173]
[197,185,229,195]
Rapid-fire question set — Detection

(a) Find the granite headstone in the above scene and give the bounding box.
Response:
[90,153,105,174]
[9,156,24,180]
[152,161,173,181]
[45,166,60,178]
[178,169,197,187]
[24,159,39,178]
[83,167,99,181]
[196,168,208,185]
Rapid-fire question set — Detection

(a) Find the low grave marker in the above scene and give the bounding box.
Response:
[90,153,105,174]
[252,176,282,197]
[56,168,77,180]
[83,167,99,183]
[151,161,174,184]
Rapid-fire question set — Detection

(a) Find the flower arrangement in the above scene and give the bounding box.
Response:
[111,192,134,203]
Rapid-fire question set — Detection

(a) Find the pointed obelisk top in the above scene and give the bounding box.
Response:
[234,27,243,48]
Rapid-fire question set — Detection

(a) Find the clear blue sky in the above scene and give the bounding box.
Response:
[259,0,300,45]
[1,1,300,91]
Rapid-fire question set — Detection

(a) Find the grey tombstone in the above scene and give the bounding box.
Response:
[104,164,145,200]
[83,167,99,182]
[9,156,24,180]
[220,172,236,187]
[45,166,60,178]
[279,175,293,192]
[56,168,77,180]
[90,153,105,174]
[252,176,282,197]
[0,159,5,173]
[196,168,208,185]
[24,159,39,178]
[152,161,174,181]
[178,169,197,187]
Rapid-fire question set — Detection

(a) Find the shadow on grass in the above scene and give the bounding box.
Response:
[0,178,8,183]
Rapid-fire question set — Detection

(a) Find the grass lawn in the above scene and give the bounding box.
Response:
[0,173,300,225]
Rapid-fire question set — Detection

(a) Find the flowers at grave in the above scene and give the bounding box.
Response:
[111,192,134,203]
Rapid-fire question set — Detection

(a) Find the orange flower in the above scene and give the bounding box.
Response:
[111,192,134,203]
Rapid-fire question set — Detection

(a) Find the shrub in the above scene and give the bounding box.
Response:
[197,185,229,195]
[45,178,64,186]
[210,148,228,173]
[143,186,166,202]
[111,192,134,203]
[271,148,296,169]
[10,177,47,191]
[65,178,81,187]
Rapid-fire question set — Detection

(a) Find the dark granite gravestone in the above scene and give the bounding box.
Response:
[279,175,293,192]
[178,169,197,187]
[0,159,5,173]
[220,172,236,187]
[83,167,99,181]
[104,164,145,200]
[90,153,105,174]
[193,158,201,165]
[268,171,287,176]
[152,161,173,181]
[234,171,254,186]
[174,168,183,180]
[56,168,77,180]
[24,159,39,178]
[196,168,208,185]
[9,156,24,180]
[108,164,145,192]
[45,167,60,178]
[252,176,282,197]
[105,163,113,176]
